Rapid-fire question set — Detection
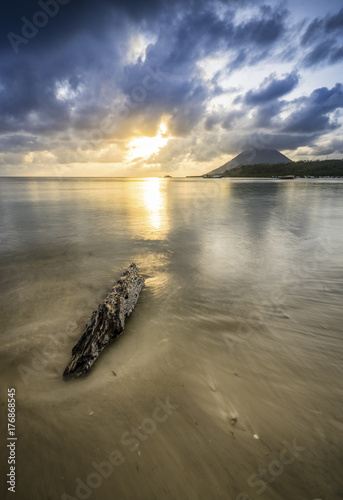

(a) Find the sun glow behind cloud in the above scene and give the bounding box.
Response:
[1,0,343,177]
[127,123,169,161]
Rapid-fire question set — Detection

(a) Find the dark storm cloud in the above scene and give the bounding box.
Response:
[0,12,130,135]
[303,39,338,66]
[301,19,323,46]
[0,0,289,141]
[0,0,182,52]
[197,130,320,160]
[210,79,343,153]
[0,0,342,169]
[204,113,222,131]
[301,7,343,67]
[233,5,286,45]
[325,7,343,32]
[245,71,299,104]
[209,131,319,157]
[301,8,343,46]
[208,71,299,133]
[120,2,287,82]
[165,3,287,69]
[255,132,319,151]
[204,109,245,131]
[253,100,285,128]
[117,3,288,135]
[282,84,343,133]
[0,60,72,133]
[303,38,343,66]
[0,134,39,151]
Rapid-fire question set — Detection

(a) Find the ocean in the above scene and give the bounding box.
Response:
[0,177,343,500]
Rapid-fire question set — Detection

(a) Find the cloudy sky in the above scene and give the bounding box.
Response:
[0,0,343,177]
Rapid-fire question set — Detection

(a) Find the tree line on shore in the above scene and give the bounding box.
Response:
[221,159,343,178]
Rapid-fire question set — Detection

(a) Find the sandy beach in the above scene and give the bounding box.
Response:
[1,177,343,500]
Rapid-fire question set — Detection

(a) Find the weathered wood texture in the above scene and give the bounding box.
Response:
[63,263,144,377]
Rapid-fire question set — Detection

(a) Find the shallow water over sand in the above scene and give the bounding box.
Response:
[0,177,343,500]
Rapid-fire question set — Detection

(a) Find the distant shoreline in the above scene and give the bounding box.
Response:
[205,159,343,178]
[1,157,343,179]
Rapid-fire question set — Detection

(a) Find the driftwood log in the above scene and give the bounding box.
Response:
[63,263,145,377]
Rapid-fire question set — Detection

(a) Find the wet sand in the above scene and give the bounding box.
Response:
[1,178,343,499]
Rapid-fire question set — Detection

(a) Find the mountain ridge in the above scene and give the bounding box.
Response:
[222,159,343,178]
[206,148,292,176]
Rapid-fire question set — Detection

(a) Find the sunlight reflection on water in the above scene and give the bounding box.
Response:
[0,177,343,499]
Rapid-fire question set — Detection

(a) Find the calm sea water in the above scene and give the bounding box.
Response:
[0,177,343,500]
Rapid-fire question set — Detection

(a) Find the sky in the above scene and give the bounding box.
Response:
[0,0,342,177]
